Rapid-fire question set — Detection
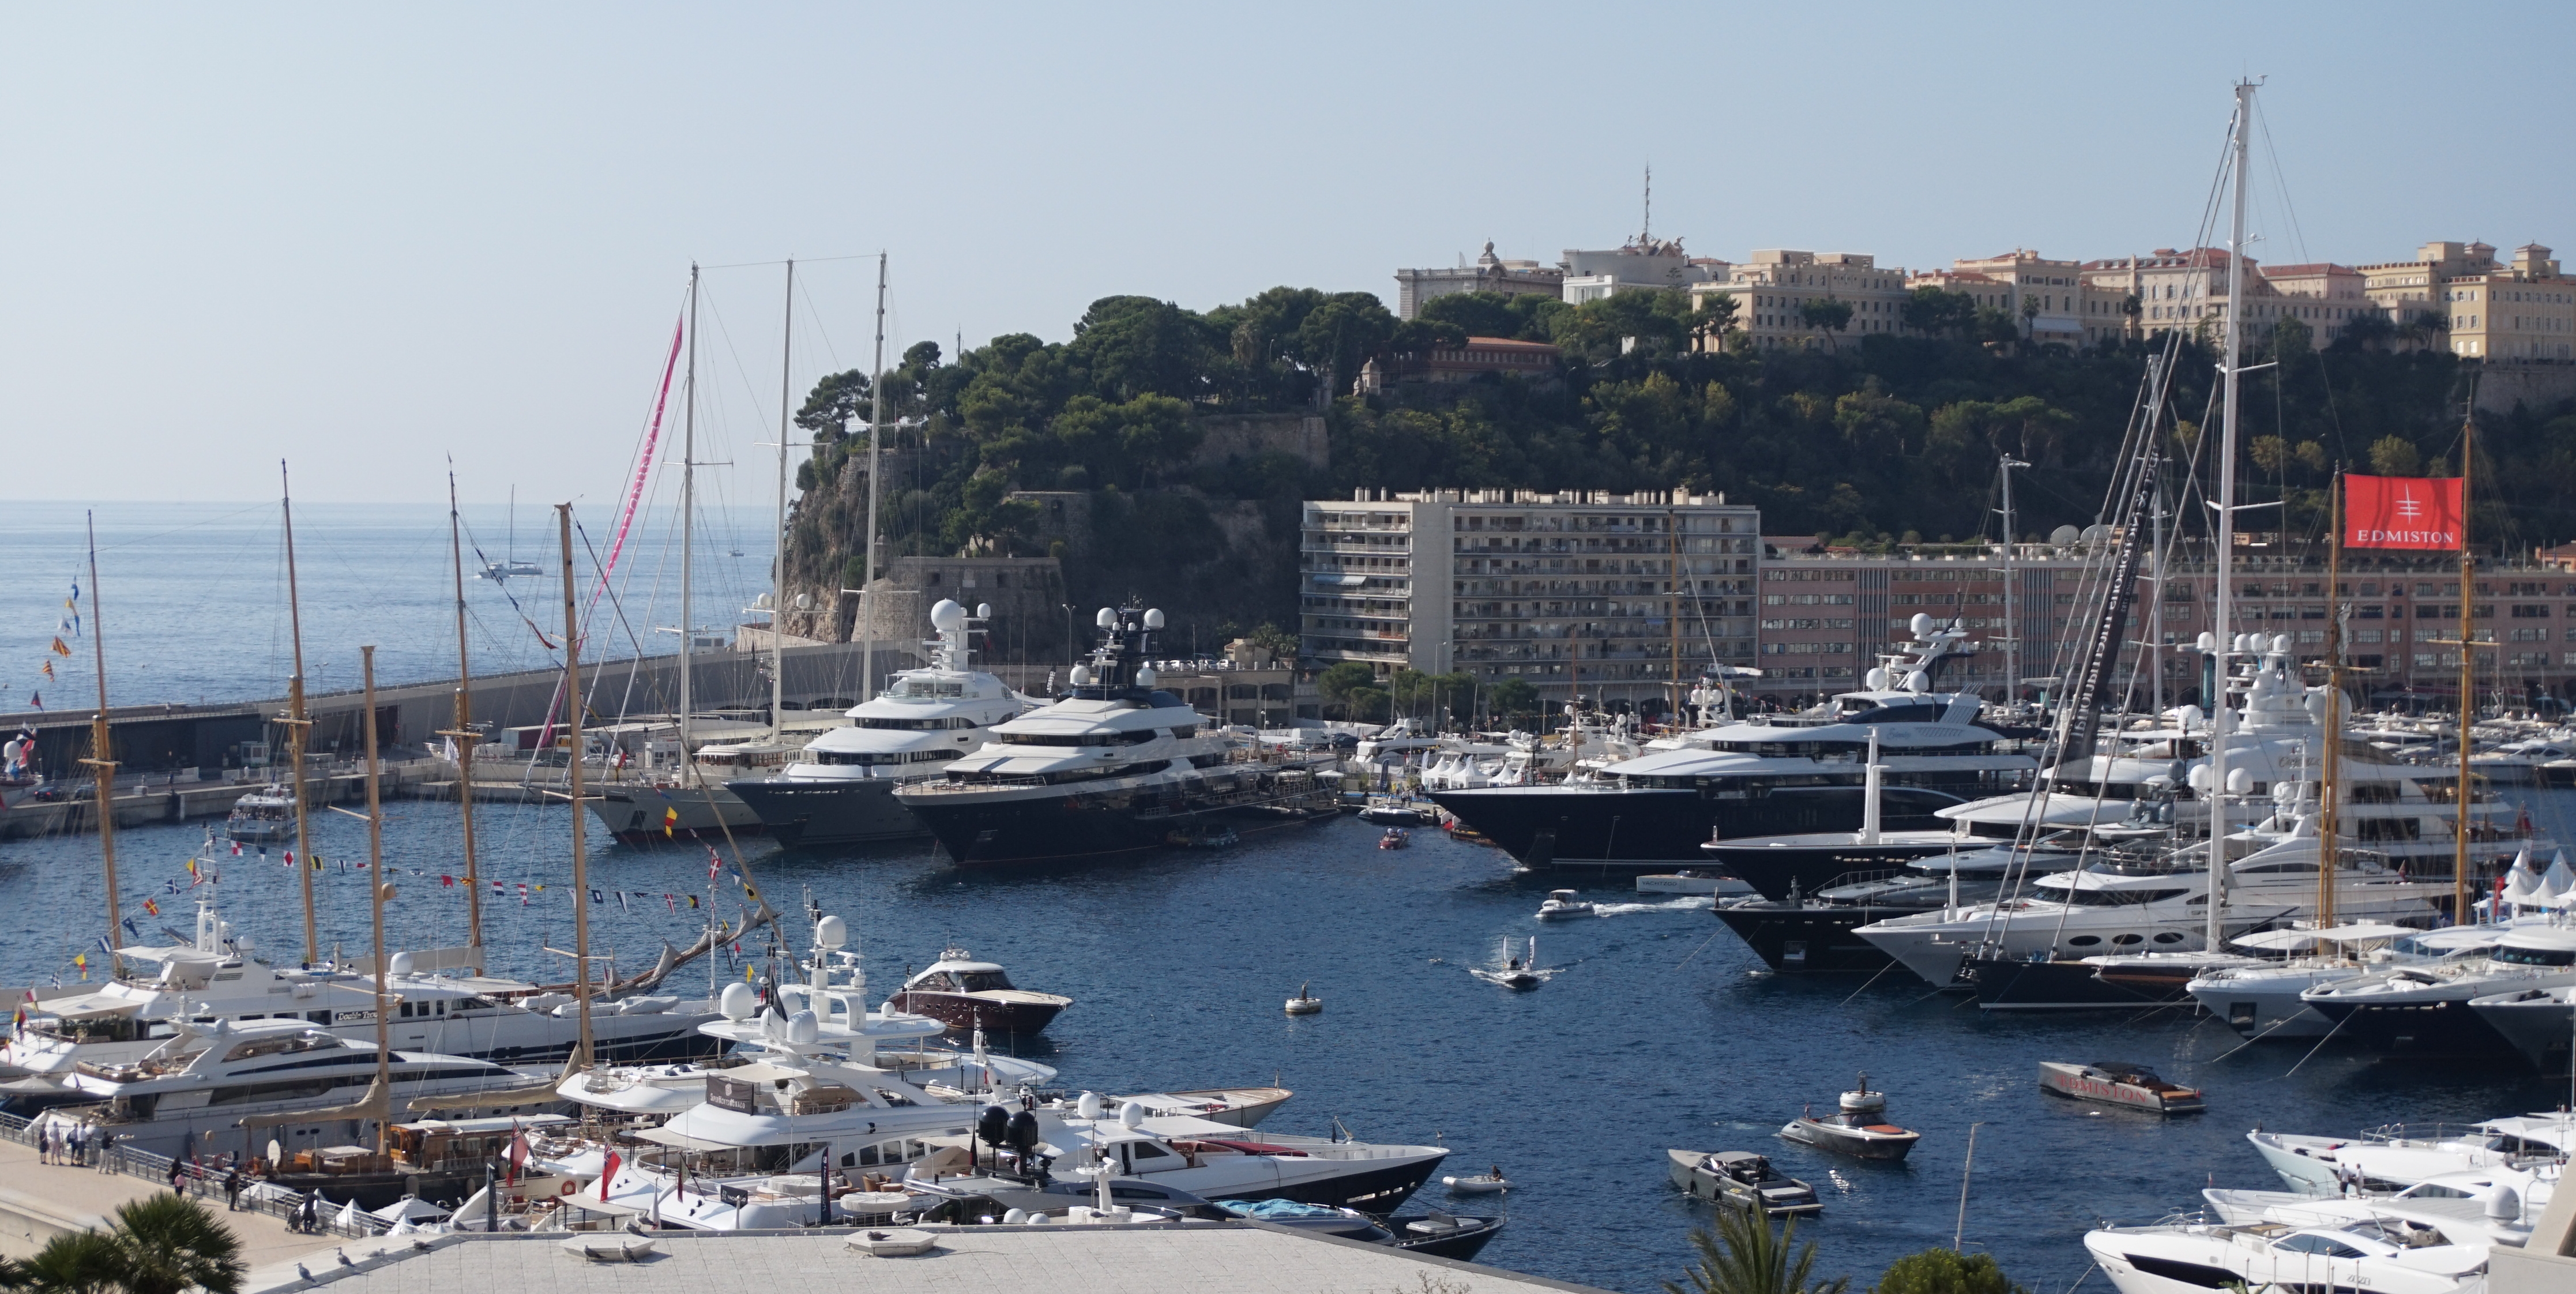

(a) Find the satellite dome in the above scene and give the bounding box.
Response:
[2049,525,2081,547]
[930,600,968,631]
[814,915,847,949]
[1143,609,1166,630]
[1096,608,1118,629]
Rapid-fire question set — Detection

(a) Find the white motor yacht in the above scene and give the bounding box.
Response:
[727,601,1037,847]
[2185,924,2491,1041]
[222,785,295,842]
[2203,1167,2547,1246]
[2085,1214,2493,1294]
[897,605,1337,866]
[27,1019,551,1161]
[2299,925,2576,1060]
[2470,981,2576,1071]
[2247,1113,2576,1195]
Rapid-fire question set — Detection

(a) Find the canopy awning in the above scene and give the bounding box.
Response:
[2230,922,2414,951]
[1311,574,1368,588]
[633,1127,734,1153]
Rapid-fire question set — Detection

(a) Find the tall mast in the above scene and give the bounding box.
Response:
[360,645,390,1152]
[862,254,888,703]
[679,264,698,778]
[2455,412,2476,923]
[282,462,319,966]
[772,258,794,734]
[444,473,483,957]
[2207,79,2256,952]
[1666,509,1683,724]
[2320,477,2344,928]
[1998,456,2027,700]
[81,513,121,977]
[559,505,596,1070]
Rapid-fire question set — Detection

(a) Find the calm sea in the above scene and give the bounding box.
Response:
[1,509,2570,1293]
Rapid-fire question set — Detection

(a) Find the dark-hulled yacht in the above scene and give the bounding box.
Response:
[1428,619,2037,874]
[896,605,1337,865]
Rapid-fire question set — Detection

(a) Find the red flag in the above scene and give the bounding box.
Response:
[2344,474,2465,550]
[599,1150,622,1200]
[506,1120,528,1184]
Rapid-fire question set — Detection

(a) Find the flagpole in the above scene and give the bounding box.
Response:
[362,645,390,1154]
[2455,413,2476,925]
[80,513,122,980]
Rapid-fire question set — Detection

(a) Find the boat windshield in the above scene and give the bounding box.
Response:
[955,971,1015,992]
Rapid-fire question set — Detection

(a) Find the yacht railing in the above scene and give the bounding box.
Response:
[0,1109,383,1238]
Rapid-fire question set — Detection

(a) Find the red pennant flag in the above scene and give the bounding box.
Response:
[2344,474,2465,550]
[599,1150,622,1200]
[506,1120,528,1184]
[441,875,454,886]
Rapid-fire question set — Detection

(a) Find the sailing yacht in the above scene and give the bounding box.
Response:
[725,601,1036,846]
[895,605,1338,866]
[1428,620,2037,874]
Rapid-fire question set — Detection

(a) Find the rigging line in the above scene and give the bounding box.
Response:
[2278,1005,2352,1079]
[1669,925,1724,970]
[796,276,845,370]
[1837,958,1898,1006]
[695,253,882,272]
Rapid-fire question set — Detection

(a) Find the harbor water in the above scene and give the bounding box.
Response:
[5,507,2571,1292]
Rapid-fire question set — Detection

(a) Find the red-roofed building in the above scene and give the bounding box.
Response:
[2257,262,2371,344]
[1353,336,1563,393]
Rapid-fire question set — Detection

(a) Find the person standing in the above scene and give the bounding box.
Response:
[224,1165,243,1211]
[166,1156,185,1197]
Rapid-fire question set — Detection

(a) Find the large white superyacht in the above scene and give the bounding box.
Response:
[727,600,1037,846]
[897,605,1337,866]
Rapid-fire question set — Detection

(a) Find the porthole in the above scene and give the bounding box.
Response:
[2067,936,2102,947]
[2152,932,2184,944]
[2111,934,2144,946]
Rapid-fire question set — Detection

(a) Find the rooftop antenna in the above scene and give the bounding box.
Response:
[1641,163,1652,243]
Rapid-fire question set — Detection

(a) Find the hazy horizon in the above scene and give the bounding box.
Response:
[8,1,2571,506]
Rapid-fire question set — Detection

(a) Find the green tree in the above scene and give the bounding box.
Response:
[8,1229,123,1294]
[1798,298,1855,351]
[1665,1208,1849,1294]
[1900,287,1977,337]
[1870,1248,2022,1294]
[105,1197,245,1294]
[2368,435,2423,477]
[1317,661,1378,720]
[1486,677,1541,727]
[2272,314,2314,362]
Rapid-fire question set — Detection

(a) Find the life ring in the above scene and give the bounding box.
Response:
[559,1181,577,1196]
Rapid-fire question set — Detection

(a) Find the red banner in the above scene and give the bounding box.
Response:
[2344,474,2464,550]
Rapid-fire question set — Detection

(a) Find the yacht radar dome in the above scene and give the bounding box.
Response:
[1069,665,1093,686]
[2196,631,2216,653]
[1077,1091,1104,1120]
[1909,613,1935,638]
[1865,668,1889,690]
[2226,768,2253,795]
[1143,609,1165,630]
[1137,667,1158,687]
[976,603,991,619]
[1096,608,1117,629]
[787,1009,820,1044]
[1118,1100,1146,1129]
[2049,524,2081,547]
[814,915,847,949]
[930,599,968,631]
[719,981,757,1021]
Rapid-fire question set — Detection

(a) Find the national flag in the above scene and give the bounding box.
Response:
[230,841,241,857]
[708,848,722,880]
[664,894,676,913]
[25,692,38,710]
[505,1120,528,1184]
[599,1150,622,1201]
[589,888,603,904]
[616,891,630,911]
[663,806,679,839]
[48,638,70,657]
[517,883,530,905]
[2343,473,2466,550]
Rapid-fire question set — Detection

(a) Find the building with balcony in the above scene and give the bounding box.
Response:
[1690,250,1911,351]
[1300,488,1761,710]
[1560,238,1718,304]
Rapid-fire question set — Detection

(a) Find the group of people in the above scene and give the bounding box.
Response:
[36,1120,111,1169]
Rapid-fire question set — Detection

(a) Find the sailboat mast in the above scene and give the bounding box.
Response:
[679,264,698,778]
[862,253,888,704]
[445,473,483,956]
[559,504,596,1069]
[360,645,390,1152]
[2321,478,2343,928]
[282,462,319,966]
[772,258,794,732]
[1666,509,1682,723]
[2455,413,2476,923]
[81,513,121,976]
[2207,79,2256,951]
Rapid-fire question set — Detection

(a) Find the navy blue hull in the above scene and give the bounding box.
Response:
[1430,784,1966,874]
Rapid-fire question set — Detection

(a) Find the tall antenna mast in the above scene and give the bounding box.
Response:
[2206,78,2258,953]
[282,462,319,965]
[772,259,794,735]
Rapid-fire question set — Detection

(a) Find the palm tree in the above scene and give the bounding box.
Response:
[1666,1207,1851,1294]
[107,1196,245,1294]
[7,1228,125,1294]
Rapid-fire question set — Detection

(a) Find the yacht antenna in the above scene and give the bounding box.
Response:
[861,254,888,704]
[772,258,794,737]
[281,461,319,966]
[559,504,597,1070]
[679,264,698,784]
[2206,78,2258,953]
[80,513,122,979]
[360,645,390,1153]
[443,471,484,959]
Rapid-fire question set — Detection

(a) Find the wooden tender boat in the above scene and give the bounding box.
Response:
[2038,1060,2204,1114]
[1666,1149,1822,1215]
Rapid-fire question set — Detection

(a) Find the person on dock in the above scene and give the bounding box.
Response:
[167,1156,185,1196]
[224,1167,243,1211]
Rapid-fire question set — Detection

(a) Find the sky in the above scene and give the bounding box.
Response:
[7,1,2573,506]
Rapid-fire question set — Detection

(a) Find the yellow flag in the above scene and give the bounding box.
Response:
[50,638,71,657]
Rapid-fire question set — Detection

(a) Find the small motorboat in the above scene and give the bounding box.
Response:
[1666,1149,1822,1216]
[1359,796,1435,826]
[1778,1072,1920,1161]
[1284,983,1322,1015]
[1536,889,1595,920]
[2038,1060,2204,1114]
[1378,828,1409,850]
[1214,1199,1503,1261]
[1442,1168,1511,1195]
[1494,936,1541,989]
[889,949,1074,1036]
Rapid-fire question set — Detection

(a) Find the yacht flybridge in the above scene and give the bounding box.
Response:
[1430,618,2037,873]
[898,604,1336,866]
[728,601,1037,846]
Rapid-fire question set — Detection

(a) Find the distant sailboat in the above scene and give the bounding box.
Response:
[477,487,543,581]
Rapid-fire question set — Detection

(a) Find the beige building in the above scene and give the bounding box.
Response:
[1301,488,1761,708]
[2254,262,2372,344]
[2357,239,2497,329]
[1688,250,1912,352]
[1947,250,2097,346]
[2353,240,2576,359]
[1392,242,1565,320]
[1559,238,1720,303]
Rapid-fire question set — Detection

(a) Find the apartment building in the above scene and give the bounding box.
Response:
[1392,241,1565,320]
[1560,238,1720,303]
[1688,250,1912,351]
[1946,250,2100,346]
[1300,489,1762,708]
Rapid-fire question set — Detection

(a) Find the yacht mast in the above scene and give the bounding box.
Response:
[80,513,121,977]
[559,504,597,1070]
[2454,410,2476,923]
[2320,478,2344,928]
[281,462,319,966]
[2207,78,2257,952]
[772,258,794,734]
[445,473,484,957]
[360,645,390,1152]
[862,254,888,704]
[679,264,699,780]
[1998,456,2028,700]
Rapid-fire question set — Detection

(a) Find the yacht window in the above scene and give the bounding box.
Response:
[859,717,954,731]
[2062,886,2193,906]
[999,732,1112,746]
[2493,945,2576,968]
[915,972,959,992]
[954,971,1015,992]
[1123,729,1160,744]
[2066,936,2101,947]
[1130,1142,1172,1159]
[2271,1235,2366,1258]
